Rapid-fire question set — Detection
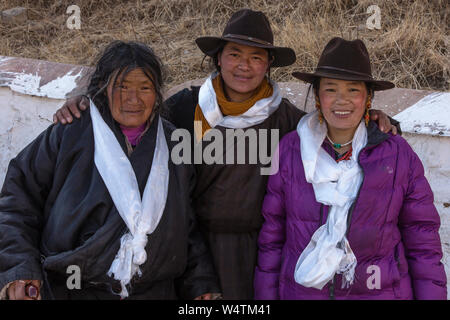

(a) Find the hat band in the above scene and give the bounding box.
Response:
[317,66,373,79]
[222,33,273,46]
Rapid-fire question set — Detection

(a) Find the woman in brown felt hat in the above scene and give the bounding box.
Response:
[255,37,446,300]
[52,11,397,299]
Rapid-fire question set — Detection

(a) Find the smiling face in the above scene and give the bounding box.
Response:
[106,68,156,128]
[218,41,271,102]
[318,77,368,134]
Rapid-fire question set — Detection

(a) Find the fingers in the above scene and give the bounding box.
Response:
[369,109,392,132]
[13,280,26,300]
[8,280,41,300]
[194,293,212,300]
[54,105,74,124]
[7,282,16,300]
[53,95,88,125]
[369,110,383,129]
[61,106,74,123]
[25,280,41,300]
[201,293,212,300]
[54,109,67,124]
[80,96,89,110]
[368,110,379,120]
[68,103,81,118]
[381,117,391,133]
[391,124,398,135]
[65,95,89,119]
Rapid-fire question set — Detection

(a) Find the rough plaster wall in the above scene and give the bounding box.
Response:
[0,88,63,183]
[402,133,450,299]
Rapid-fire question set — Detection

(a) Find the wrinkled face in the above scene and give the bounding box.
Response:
[107,68,156,128]
[318,77,368,131]
[218,41,271,102]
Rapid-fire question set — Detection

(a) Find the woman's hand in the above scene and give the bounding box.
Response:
[194,292,223,300]
[7,280,41,300]
[53,95,89,124]
[369,109,398,135]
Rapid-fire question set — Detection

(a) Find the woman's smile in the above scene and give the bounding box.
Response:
[331,110,353,118]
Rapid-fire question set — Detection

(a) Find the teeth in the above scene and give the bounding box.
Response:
[334,111,351,115]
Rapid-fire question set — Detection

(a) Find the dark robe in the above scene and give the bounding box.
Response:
[165,87,306,299]
[0,105,219,300]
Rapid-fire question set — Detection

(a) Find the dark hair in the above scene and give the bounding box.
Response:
[87,40,165,117]
[212,41,226,72]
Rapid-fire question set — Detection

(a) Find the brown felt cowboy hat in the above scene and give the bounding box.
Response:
[195,9,296,67]
[293,37,395,91]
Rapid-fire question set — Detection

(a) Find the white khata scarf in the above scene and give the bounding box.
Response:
[197,72,282,129]
[89,100,169,298]
[294,110,367,290]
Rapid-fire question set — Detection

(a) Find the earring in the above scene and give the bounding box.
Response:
[316,99,323,124]
[365,95,372,126]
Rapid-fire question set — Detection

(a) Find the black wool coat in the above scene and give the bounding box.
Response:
[0,105,220,300]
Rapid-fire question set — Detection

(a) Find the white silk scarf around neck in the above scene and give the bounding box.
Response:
[294,110,367,290]
[90,99,169,298]
[197,72,282,129]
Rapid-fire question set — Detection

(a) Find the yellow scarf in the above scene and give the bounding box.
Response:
[194,75,273,140]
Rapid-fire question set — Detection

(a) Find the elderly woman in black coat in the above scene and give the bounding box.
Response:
[0,41,219,300]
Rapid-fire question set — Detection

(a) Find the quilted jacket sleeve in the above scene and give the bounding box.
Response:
[254,138,288,300]
[398,140,447,299]
[0,124,62,292]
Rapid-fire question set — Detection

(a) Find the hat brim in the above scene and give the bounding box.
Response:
[195,36,296,67]
[292,71,395,91]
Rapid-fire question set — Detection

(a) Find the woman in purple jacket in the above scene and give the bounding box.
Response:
[254,37,447,300]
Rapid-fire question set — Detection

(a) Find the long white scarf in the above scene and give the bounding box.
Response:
[89,100,169,298]
[294,110,367,290]
[197,72,282,129]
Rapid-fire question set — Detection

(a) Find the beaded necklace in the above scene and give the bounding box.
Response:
[326,134,353,149]
[335,147,353,162]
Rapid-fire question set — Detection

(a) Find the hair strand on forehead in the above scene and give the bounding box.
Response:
[87,40,166,117]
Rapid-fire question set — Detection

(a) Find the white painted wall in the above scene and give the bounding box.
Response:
[0,87,62,184]
[0,79,448,299]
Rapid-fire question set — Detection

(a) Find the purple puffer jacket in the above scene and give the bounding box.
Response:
[255,123,447,300]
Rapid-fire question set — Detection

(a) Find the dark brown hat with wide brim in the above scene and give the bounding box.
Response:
[195,9,296,68]
[292,37,395,91]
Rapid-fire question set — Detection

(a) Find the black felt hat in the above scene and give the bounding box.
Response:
[195,9,296,67]
[293,37,395,91]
